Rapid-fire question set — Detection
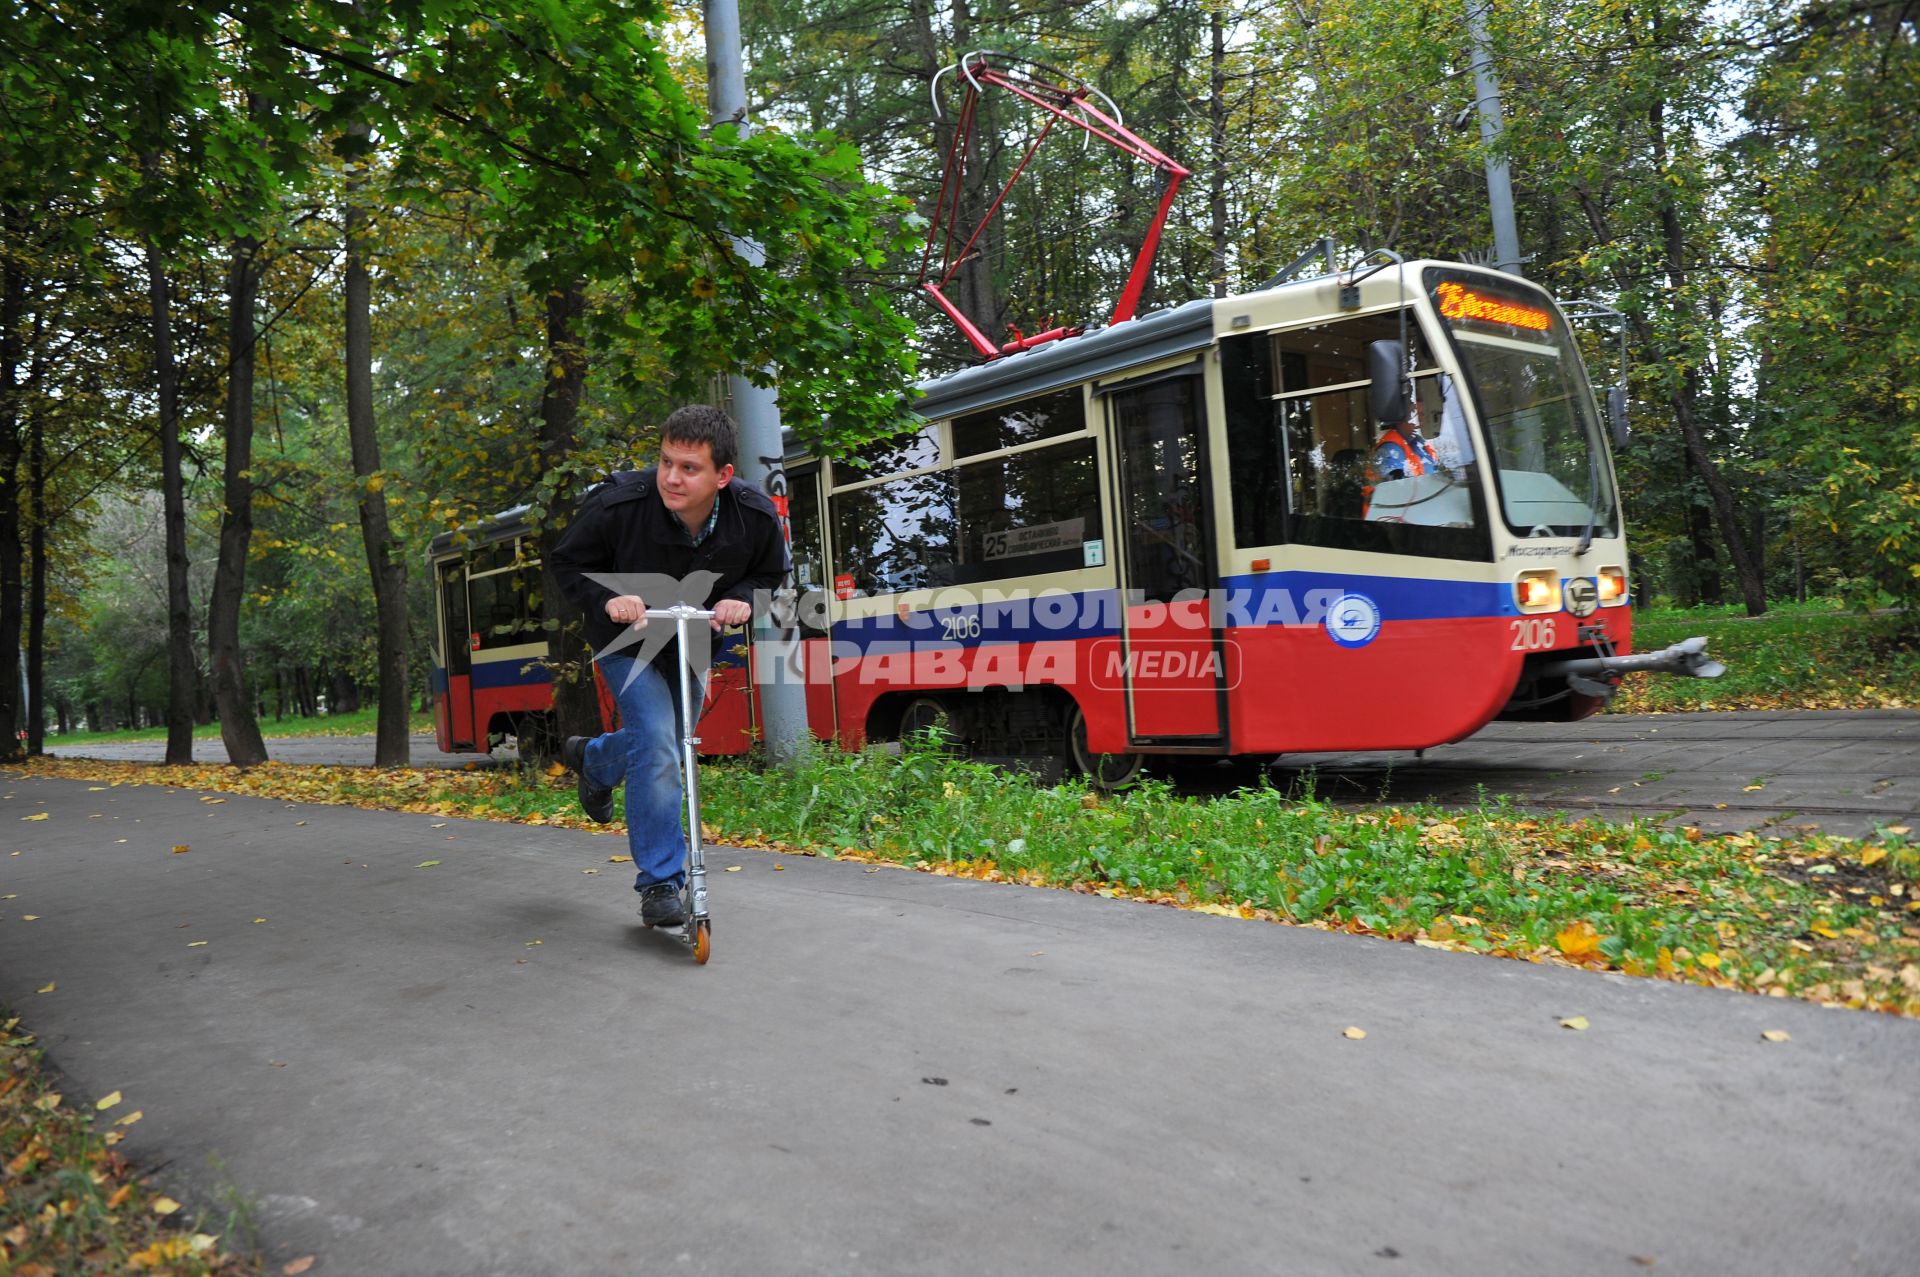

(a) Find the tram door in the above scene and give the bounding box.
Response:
[437,560,475,749]
[1108,373,1226,742]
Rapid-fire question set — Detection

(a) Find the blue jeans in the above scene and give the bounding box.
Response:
[585,654,691,893]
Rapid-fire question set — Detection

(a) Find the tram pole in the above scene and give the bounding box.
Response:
[1465,0,1524,276]
[704,0,808,767]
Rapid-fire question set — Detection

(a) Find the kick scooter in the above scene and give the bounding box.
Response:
[643,604,716,965]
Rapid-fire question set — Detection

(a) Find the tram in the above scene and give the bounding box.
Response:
[425,255,1719,782]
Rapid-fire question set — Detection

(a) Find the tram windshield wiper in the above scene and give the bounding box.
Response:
[1575,448,1600,556]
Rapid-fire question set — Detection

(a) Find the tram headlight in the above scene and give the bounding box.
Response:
[1598,567,1628,605]
[1515,571,1560,612]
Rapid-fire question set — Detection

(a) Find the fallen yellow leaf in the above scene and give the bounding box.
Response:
[36,982,53,994]
[187,941,208,948]
[172,844,190,854]
[1761,1030,1791,1043]
[284,1256,317,1276]
[22,811,48,821]
[1554,921,1603,958]
[22,914,38,921]
[253,918,267,924]
[106,1183,133,1209]
[608,855,632,863]
[416,860,441,868]
[1560,1016,1590,1031]
[200,796,226,805]
[151,1196,181,1216]
[725,865,742,872]
[115,1110,144,1126]
[1861,847,1888,867]
[96,1091,122,1110]
[1342,1026,1367,1040]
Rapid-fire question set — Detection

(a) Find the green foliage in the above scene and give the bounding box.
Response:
[1743,4,1920,611]
[1613,602,1920,712]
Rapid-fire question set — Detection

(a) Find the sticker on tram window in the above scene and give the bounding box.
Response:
[1324,593,1382,648]
[1084,539,1106,568]
[1509,617,1559,651]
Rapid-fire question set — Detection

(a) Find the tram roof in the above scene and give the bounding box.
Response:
[910,295,1218,422]
[426,503,531,559]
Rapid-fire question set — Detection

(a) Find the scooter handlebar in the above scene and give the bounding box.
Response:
[641,605,718,621]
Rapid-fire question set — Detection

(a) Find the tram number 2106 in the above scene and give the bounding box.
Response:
[1510,616,1561,652]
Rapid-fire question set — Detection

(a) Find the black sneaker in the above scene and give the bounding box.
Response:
[639,882,686,928]
[563,735,614,823]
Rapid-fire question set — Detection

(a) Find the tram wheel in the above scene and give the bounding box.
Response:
[898,696,956,747]
[1066,703,1144,792]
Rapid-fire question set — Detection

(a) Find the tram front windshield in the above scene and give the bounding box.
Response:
[1426,268,1617,540]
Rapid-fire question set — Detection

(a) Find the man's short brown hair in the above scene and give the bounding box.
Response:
[660,405,739,471]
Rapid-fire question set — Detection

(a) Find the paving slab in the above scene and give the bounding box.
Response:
[1270,709,1920,837]
[0,773,1916,1277]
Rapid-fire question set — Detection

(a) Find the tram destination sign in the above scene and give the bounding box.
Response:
[981,518,1086,561]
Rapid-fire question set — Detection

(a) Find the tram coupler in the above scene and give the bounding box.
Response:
[1534,635,1726,684]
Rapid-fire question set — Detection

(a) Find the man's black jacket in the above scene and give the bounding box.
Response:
[548,469,787,662]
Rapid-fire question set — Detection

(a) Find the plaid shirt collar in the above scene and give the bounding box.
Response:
[675,493,722,547]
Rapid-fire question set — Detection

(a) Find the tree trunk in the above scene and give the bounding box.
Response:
[145,240,197,763]
[1647,89,1764,616]
[537,275,600,748]
[344,141,410,767]
[1208,10,1229,300]
[208,231,269,766]
[0,205,24,759]
[26,369,46,756]
[1685,491,1721,607]
[908,0,999,346]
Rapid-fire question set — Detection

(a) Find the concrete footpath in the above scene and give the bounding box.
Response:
[1,771,1916,1276]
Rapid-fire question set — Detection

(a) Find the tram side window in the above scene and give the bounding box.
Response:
[951,388,1086,459]
[467,561,544,649]
[829,470,958,596]
[952,437,1101,585]
[785,468,830,638]
[846,422,940,476]
[1221,314,1490,561]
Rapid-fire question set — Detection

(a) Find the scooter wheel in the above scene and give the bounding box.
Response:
[691,918,712,965]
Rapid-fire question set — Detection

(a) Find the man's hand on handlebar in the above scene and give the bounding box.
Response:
[709,598,751,631]
[606,594,648,628]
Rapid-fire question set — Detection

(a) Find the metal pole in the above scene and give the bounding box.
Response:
[1465,0,1523,276]
[704,0,808,767]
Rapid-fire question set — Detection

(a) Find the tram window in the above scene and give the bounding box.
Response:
[1223,334,1283,547]
[1221,314,1490,561]
[786,470,825,593]
[845,422,940,477]
[437,561,471,675]
[951,388,1086,459]
[467,565,544,649]
[785,469,830,638]
[952,437,1102,584]
[829,470,957,596]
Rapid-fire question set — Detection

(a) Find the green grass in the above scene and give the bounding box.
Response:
[1614,603,1920,712]
[47,705,434,747]
[687,737,1920,1011]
